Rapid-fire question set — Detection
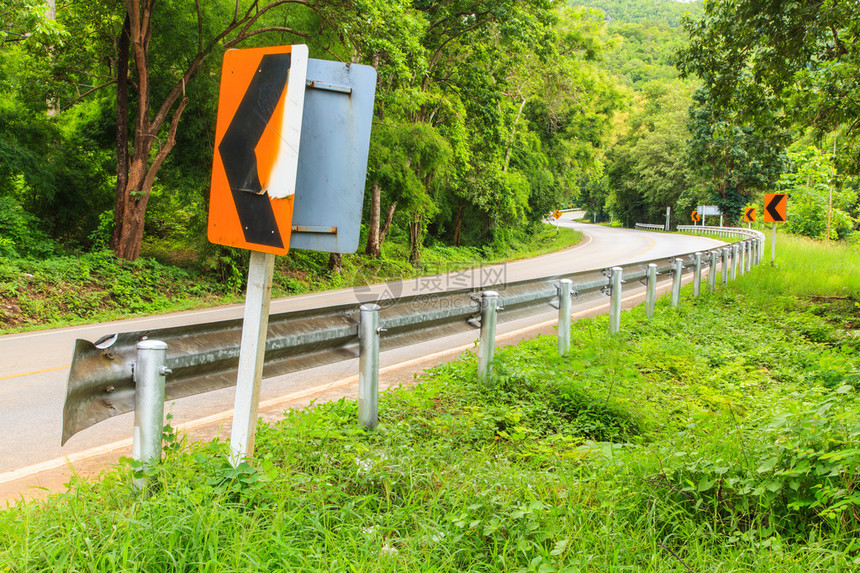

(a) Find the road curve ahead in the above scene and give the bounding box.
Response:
[0,218,725,495]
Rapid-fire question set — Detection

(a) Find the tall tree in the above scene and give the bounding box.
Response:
[687,88,787,221]
[677,0,860,168]
[110,0,325,260]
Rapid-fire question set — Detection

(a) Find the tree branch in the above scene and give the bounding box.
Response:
[60,79,117,112]
[142,97,188,193]
[426,9,492,35]
[427,20,485,76]
[223,26,312,49]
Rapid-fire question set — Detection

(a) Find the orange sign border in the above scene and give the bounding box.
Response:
[763,193,787,223]
[208,45,308,255]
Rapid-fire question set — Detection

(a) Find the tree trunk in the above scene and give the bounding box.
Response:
[112,2,190,260]
[379,201,397,245]
[328,252,342,274]
[45,0,59,116]
[108,1,301,260]
[365,181,381,256]
[110,15,130,253]
[503,97,527,172]
[409,213,421,266]
[113,185,149,260]
[453,203,463,246]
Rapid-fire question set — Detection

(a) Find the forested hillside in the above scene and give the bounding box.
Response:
[0,0,857,314]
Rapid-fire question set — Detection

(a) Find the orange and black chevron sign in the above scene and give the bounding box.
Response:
[763,193,787,223]
[208,45,308,255]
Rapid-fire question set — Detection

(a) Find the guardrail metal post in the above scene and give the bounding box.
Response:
[693,252,702,297]
[609,267,623,334]
[739,241,746,276]
[721,248,729,285]
[133,339,168,491]
[478,290,499,382]
[745,241,752,273]
[558,280,572,356]
[671,258,683,307]
[358,303,381,430]
[731,244,739,280]
[709,251,718,293]
[646,263,657,317]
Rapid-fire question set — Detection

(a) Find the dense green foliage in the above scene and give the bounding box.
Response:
[2,234,858,570]
[2,0,858,283]
[0,0,617,265]
[674,0,859,236]
[580,0,859,236]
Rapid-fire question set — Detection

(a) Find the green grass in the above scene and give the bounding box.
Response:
[1,235,857,571]
[757,232,860,299]
[0,225,582,334]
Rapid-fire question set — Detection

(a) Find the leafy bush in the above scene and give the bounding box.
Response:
[651,385,859,540]
[0,194,55,258]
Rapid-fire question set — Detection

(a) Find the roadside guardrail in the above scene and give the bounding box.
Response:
[62,228,766,469]
[634,223,666,231]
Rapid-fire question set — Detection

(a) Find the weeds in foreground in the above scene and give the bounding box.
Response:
[1,237,858,570]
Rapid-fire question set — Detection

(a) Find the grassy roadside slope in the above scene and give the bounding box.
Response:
[1,234,858,571]
[0,225,581,334]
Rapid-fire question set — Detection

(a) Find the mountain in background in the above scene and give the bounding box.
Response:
[578,0,703,87]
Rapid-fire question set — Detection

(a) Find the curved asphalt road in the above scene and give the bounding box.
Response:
[0,217,725,497]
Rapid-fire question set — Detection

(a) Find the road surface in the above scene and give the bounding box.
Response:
[0,218,724,501]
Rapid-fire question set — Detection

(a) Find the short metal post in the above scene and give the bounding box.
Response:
[478,291,499,382]
[558,280,572,356]
[771,223,777,265]
[133,339,168,491]
[609,267,623,335]
[721,248,729,286]
[229,250,275,467]
[731,244,739,280]
[671,258,683,307]
[693,252,703,297]
[746,241,752,272]
[739,241,746,276]
[358,303,381,429]
[646,263,657,317]
[708,251,718,293]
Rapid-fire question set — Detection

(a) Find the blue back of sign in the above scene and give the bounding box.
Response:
[289,59,377,253]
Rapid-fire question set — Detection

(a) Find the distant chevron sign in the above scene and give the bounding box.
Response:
[208,45,308,255]
[764,193,787,223]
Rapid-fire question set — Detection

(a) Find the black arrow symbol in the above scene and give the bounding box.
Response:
[745,208,755,221]
[218,53,292,248]
[765,194,786,222]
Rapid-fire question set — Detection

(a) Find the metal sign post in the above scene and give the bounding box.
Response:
[763,193,787,265]
[229,251,275,465]
[771,223,777,264]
